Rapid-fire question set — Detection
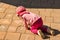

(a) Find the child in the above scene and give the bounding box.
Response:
[16,6,53,39]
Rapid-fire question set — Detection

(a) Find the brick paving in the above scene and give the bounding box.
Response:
[0,2,60,40]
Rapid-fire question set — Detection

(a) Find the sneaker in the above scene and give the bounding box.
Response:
[38,30,45,39]
[47,27,54,36]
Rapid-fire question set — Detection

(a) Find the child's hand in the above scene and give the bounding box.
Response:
[28,27,30,30]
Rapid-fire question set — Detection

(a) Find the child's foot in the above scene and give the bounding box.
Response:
[38,30,45,39]
[47,27,54,36]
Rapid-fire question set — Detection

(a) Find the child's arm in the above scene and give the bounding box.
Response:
[24,18,28,29]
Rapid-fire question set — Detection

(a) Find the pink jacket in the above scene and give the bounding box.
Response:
[22,12,41,25]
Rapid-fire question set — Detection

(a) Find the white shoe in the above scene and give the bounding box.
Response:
[38,30,45,39]
[47,27,54,36]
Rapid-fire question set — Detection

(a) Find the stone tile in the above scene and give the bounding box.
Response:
[4,12,14,19]
[0,7,6,13]
[20,34,34,40]
[0,19,11,25]
[9,5,17,9]
[43,22,51,27]
[0,3,4,7]
[11,19,24,27]
[26,8,31,12]
[4,8,16,15]
[25,30,34,34]
[35,35,43,40]
[0,32,6,40]
[7,25,17,32]
[2,3,10,9]
[53,17,60,23]
[51,9,60,17]
[0,24,8,32]
[51,23,60,31]
[39,9,53,17]
[42,16,46,23]
[16,26,26,33]
[40,11,51,17]
[5,32,20,40]
[45,16,54,23]
[0,12,6,19]
[30,8,39,14]
[50,34,60,40]
[45,9,53,16]
[38,9,46,17]
[13,14,20,20]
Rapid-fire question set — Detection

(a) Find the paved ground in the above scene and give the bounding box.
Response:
[0,2,60,40]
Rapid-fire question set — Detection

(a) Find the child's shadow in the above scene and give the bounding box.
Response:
[43,25,60,38]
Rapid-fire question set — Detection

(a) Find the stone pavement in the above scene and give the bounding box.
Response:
[0,2,60,40]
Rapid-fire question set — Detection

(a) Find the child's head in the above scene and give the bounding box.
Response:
[16,6,26,16]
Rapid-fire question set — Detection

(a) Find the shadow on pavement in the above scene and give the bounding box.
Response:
[43,25,60,36]
[1,0,60,9]
[52,29,60,36]
[42,25,60,39]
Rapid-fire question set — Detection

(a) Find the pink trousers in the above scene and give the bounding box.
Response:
[30,18,47,34]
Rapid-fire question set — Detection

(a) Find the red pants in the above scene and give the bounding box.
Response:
[30,18,47,34]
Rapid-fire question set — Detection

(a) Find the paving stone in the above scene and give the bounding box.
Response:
[45,16,54,23]
[38,9,46,17]
[7,25,17,32]
[11,19,24,27]
[0,24,8,32]
[42,16,46,23]
[0,3,4,7]
[25,30,34,34]
[26,8,31,12]
[53,17,60,23]
[9,5,17,9]
[39,9,53,17]
[13,14,20,20]
[43,22,51,27]
[45,9,53,16]
[4,8,16,15]
[2,3,10,9]
[0,19,11,25]
[0,12,6,18]
[20,34,34,40]
[5,32,20,40]
[17,26,26,33]
[4,12,14,19]
[35,35,43,40]
[30,8,39,14]
[0,7,6,13]
[51,23,60,31]
[50,34,60,40]
[51,9,60,17]
[0,32,6,40]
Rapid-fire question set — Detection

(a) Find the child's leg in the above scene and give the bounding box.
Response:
[30,26,45,38]
[38,30,46,39]
[30,18,43,34]
[30,18,45,34]
[40,26,47,33]
[30,26,38,34]
[40,26,54,35]
[38,18,54,35]
[37,18,47,33]
[46,27,54,35]
[30,18,46,38]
